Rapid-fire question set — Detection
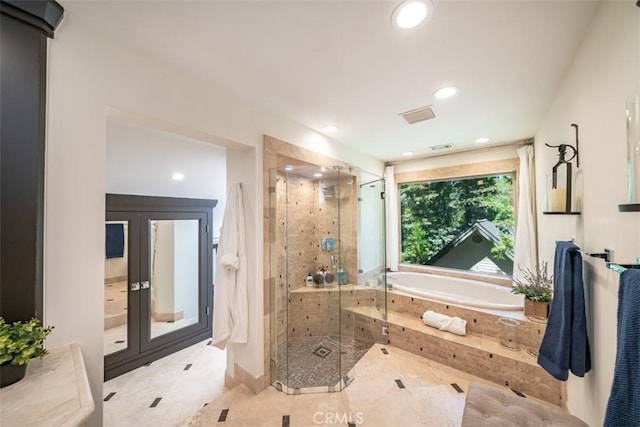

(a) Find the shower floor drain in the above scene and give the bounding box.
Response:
[312,346,332,358]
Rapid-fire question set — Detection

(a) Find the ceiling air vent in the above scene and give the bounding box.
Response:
[399,106,436,125]
[430,143,453,151]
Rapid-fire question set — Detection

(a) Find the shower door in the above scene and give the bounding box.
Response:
[357,176,387,326]
[104,195,216,379]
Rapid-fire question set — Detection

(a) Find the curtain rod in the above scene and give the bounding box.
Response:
[385,138,533,167]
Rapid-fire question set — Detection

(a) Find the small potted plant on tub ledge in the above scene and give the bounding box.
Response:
[0,317,53,388]
[511,262,553,321]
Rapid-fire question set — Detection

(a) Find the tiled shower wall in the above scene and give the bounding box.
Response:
[272,170,359,344]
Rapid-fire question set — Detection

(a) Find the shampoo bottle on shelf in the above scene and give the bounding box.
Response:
[306,272,314,287]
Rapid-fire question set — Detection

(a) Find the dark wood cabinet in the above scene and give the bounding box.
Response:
[0,1,63,322]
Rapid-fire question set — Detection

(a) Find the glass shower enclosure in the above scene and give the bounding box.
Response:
[269,161,386,394]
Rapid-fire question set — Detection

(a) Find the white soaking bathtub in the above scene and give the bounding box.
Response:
[386,272,524,311]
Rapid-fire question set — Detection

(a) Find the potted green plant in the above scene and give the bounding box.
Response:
[0,317,53,388]
[512,262,553,320]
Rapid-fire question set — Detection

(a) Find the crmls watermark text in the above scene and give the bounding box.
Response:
[313,411,364,424]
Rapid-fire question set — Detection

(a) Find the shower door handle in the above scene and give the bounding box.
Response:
[130,282,140,291]
[141,280,150,289]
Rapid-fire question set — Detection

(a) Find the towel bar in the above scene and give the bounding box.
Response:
[606,262,640,274]
[577,248,612,262]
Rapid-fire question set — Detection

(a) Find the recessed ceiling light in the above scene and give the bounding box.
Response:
[283,165,294,171]
[321,124,339,133]
[475,137,491,144]
[392,0,433,30]
[313,173,323,177]
[171,172,184,181]
[433,86,459,100]
[402,151,414,156]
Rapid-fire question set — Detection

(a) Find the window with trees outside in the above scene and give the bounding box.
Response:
[400,174,515,276]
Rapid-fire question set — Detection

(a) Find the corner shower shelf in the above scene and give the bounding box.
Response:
[289,284,362,294]
[618,203,640,212]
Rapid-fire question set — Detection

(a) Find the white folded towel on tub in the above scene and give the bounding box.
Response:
[422,310,467,336]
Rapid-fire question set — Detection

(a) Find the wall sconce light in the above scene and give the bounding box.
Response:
[544,124,580,214]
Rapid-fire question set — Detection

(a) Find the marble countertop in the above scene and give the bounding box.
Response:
[0,343,94,426]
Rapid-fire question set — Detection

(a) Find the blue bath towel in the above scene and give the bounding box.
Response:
[537,241,591,381]
[604,269,640,426]
[105,223,124,259]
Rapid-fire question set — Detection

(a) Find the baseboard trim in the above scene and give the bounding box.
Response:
[225,362,266,394]
[105,275,127,285]
[153,310,184,322]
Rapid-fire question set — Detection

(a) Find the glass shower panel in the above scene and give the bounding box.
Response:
[149,219,200,339]
[269,168,287,389]
[273,168,289,388]
[338,169,357,389]
[357,175,387,339]
[269,163,376,394]
[104,220,129,356]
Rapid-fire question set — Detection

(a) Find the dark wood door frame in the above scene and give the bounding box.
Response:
[105,194,217,380]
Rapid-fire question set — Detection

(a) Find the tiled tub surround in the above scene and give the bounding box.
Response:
[346,288,564,406]
[386,271,524,311]
[385,290,545,351]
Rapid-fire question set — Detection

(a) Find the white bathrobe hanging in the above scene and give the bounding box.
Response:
[212,183,248,348]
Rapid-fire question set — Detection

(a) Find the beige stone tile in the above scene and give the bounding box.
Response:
[192,341,566,427]
[225,385,293,421]
[216,415,284,427]
[290,410,359,427]
[289,390,348,415]
[135,398,206,427]
[357,385,462,427]
[104,399,151,427]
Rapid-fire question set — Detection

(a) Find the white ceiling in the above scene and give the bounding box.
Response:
[70,0,598,162]
[106,118,227,231]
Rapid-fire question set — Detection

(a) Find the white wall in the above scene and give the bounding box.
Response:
[153,221,176,315]
[534,3,640,425]
[106,118,228,236]
[173,220,199,321]
[224,148,262,383]
[45,3,383,423]
[151,220,198,320]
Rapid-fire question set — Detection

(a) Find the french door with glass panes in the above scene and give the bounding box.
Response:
[104,195,216,380]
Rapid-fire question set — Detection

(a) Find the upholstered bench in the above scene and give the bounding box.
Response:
[461,383,588,426]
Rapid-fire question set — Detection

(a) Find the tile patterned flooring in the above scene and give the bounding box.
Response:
[105,340,558,426]
[104,281,199,355]
[190,343,471,427]
[103,339,226,427]
[104,317,198,355]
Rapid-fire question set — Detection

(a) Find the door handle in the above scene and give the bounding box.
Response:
[141,280,150,289]
[130,282,140,291]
